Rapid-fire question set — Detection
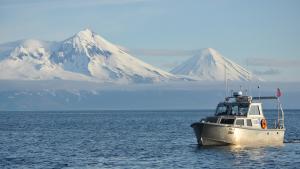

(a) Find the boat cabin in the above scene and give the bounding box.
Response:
[215,102,262,117]
[213,101,265,129]
[203,91,284,130]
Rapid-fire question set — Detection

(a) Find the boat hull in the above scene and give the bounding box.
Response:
[191,122,285,146]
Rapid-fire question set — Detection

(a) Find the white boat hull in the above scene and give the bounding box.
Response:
[191,122,285,146]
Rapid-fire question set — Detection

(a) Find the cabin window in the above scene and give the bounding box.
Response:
[232,106,239,115]
[239,107,249,116]
[215,103,249,116]
[249,105,260,115]
[216,105,228,115]
[206,117,218,123]
[235,119,244,126]
[247,119,252,126]
[220,118,235,124]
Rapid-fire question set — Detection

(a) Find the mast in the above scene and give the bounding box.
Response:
[258,81,261,101]
[278,98,280,127]
[246,58,251,96]
[224,62,228,97]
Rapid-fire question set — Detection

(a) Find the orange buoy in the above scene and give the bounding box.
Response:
[261,119,267,129]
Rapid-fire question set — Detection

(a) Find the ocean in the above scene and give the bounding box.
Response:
[0,110,299,169]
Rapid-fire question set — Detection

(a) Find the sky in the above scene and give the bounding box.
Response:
[0,0,300,81]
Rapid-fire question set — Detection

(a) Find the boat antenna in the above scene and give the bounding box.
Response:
[224,62,228,97]
[258,81,261,100]
[239,85,247,96]
[246,58,251,96]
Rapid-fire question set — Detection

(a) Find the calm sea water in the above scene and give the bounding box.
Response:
[0,110,299,169]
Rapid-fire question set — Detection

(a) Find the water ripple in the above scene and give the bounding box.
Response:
[0,110,299,168]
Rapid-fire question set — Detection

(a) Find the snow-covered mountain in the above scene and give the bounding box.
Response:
[0,30,260,83]
[171,48,258,81]
[0,29,178,83]
[0,39,90,81]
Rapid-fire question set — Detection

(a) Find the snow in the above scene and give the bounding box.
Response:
[0,29,178,83]
[0,29,260,83]
[171,48,258,81]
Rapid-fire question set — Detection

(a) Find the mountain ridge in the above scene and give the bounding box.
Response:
[0,29,259,83]
[0,29,182,83]
[171,48,259,81]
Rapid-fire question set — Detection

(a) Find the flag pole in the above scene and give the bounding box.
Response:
[224,62,228,97]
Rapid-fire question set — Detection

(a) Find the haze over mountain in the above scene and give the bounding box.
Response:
[0,29,184,83]
[171,48,258,81]
[1,29,298,110]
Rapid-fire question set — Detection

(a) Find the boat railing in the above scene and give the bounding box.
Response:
[278,99,285,128]
[266,118,284,129]
[254,96,285,129]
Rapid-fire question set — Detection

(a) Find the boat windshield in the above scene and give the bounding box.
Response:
[215,103,249,116]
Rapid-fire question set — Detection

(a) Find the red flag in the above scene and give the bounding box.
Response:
[276,88,282,97]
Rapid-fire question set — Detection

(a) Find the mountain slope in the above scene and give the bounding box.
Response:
[0,29,178,83]
[171,48,257,81]
[50,29,176,83]
[0,39,92,81]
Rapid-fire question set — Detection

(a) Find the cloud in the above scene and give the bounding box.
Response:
[120,47,199,57]
[74,0,149,5]
[159,61,181,70]
[247,58,300,67]
[0,0,150,9]
[253,68,280,75]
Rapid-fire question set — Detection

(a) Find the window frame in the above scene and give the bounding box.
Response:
[235,119,245,126]
[248,105,261,116]
[246,119,252,126]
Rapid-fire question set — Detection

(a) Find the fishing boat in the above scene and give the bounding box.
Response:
[191,89,285,146]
